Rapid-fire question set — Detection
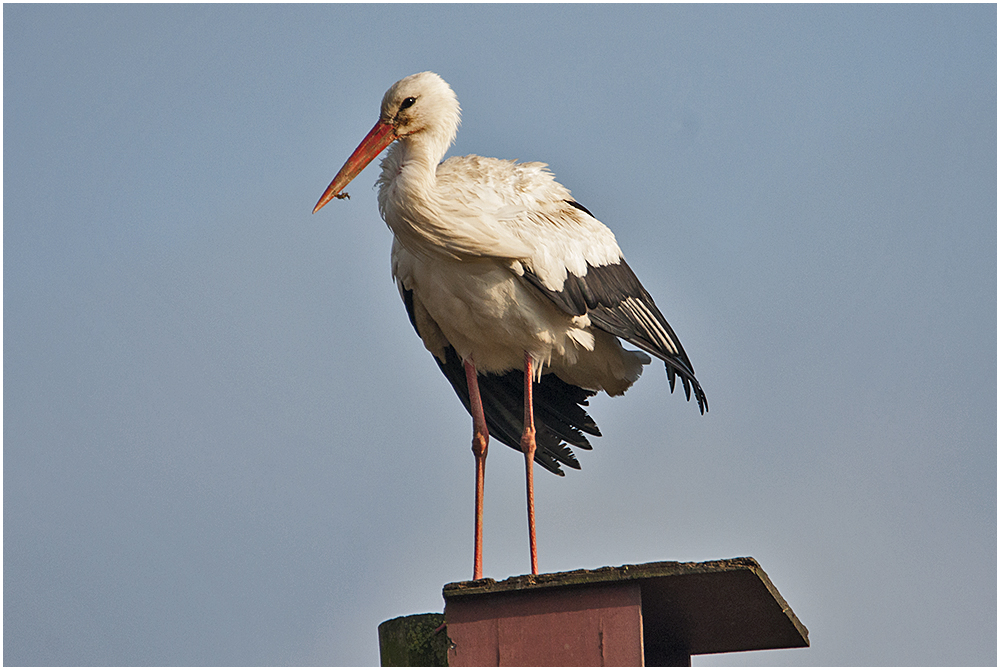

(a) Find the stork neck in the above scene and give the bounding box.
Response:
[377,128,487,261]
[377,140,443,249]
[398,140,439,184]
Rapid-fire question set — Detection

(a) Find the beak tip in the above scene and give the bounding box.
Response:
[312,189,351,214]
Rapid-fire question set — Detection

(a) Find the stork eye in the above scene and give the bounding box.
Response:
[400,97,417,110]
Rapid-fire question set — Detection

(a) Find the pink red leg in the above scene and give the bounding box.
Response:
[521,352,539,575]
[464,359,489,581]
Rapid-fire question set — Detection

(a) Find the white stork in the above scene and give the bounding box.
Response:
[313,72,706,580]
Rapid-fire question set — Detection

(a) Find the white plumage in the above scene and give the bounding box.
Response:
[314,72,706,579]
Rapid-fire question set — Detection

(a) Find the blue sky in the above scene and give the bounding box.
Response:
[5,4,995,666]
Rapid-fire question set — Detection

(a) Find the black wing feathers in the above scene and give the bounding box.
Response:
[522,271,595,317]
[525,203,708,413]
[566,199,596,218]
[402,287,601,475]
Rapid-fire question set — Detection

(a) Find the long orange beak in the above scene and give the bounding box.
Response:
[313,119,397,214]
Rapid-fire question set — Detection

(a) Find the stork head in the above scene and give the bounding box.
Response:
[313,72,461,214]
[379,72,461,145]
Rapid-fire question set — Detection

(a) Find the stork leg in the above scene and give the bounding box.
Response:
[521,352,539,575]
[464,359,489,581]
